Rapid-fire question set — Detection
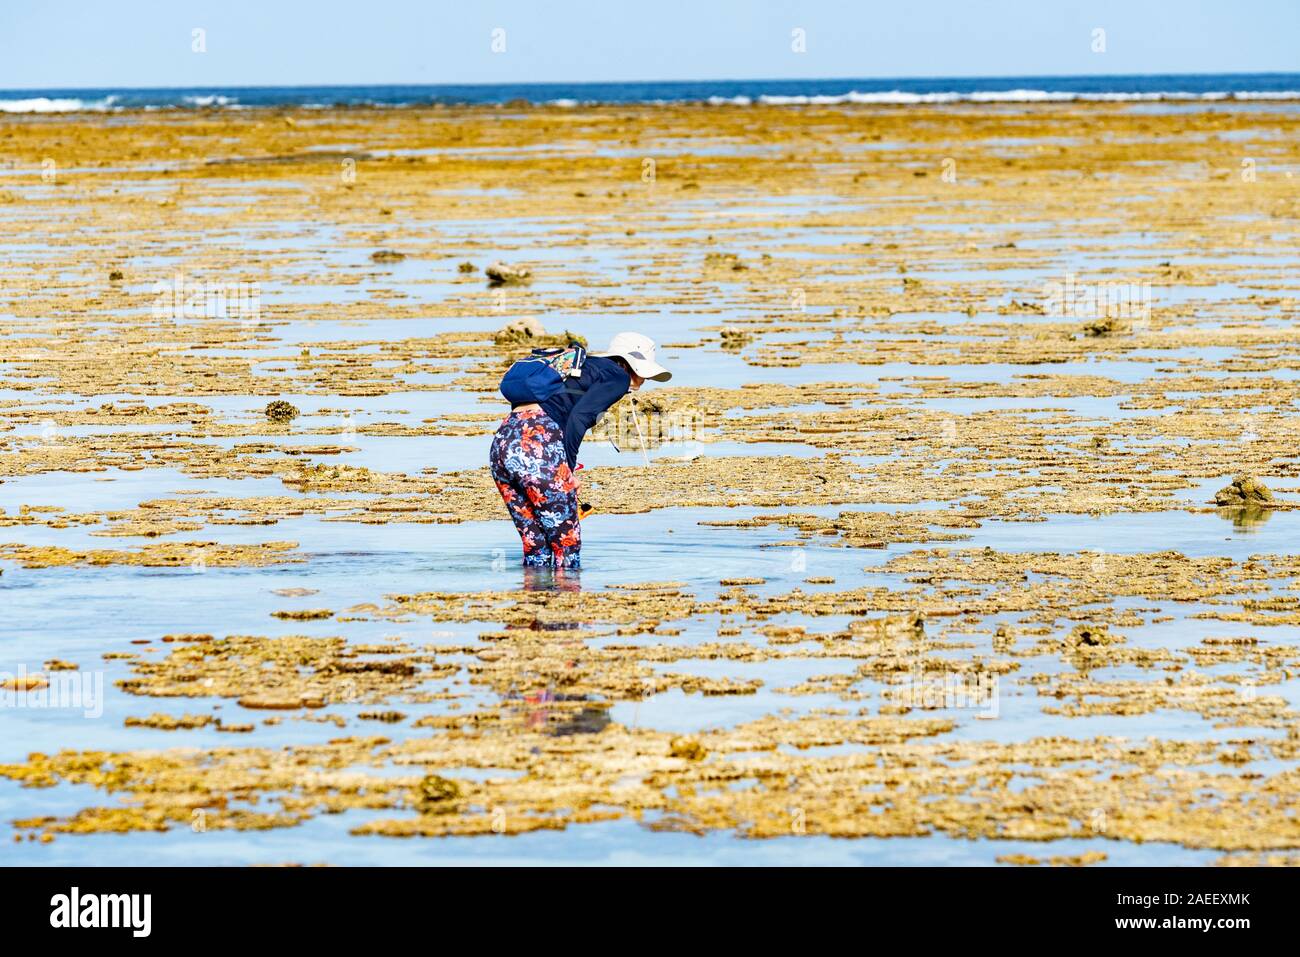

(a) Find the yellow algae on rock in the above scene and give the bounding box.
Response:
[669,737,707,761]
[2,674,48,692]
[264,400,300,424]
[124,713,214,730]
[0,541,302,569]
[1214,474,1274,507]
[413,774,462,813]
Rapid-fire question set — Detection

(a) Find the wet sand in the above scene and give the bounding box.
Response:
[2,101,1300,864]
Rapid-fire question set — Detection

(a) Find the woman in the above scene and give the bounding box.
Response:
[490,331,671,568]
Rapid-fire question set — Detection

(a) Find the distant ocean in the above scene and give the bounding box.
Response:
[3,73,1300,113]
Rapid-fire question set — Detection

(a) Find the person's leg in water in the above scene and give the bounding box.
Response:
[523,565,583,592]
[517,414,581,568]
[489,408,582,568]
[527,465,580,568]
[490,411,551,566]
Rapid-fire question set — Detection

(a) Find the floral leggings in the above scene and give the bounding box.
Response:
[489,408,581,567]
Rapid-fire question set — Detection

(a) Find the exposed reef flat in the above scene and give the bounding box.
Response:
[1,100,1299,864]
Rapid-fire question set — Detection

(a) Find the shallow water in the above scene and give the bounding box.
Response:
[3,101,1299,866]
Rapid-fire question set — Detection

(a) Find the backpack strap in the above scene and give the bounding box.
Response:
[564,343,587,378]
[520,343,586,378]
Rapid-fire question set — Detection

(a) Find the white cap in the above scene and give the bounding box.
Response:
[594,331,671,382]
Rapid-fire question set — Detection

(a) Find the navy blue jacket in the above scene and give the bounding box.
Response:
[537,355,631,469]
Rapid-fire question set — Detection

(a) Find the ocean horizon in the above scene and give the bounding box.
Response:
[3,71,1300,112]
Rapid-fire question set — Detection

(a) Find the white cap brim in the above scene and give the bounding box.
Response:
[595,351,671,382]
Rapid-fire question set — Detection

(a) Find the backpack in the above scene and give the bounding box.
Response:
[499,343,587,406]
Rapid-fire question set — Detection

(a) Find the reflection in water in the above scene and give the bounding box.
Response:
[522,566,583,592]
[505,689,611,736]
[1217,504,1274,531]
[553,706,611,736]
[507,619,583,632]
[507,568,607,734]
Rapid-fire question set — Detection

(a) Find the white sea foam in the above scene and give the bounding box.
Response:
[1232,90,1300,100]
[0,95,118,113]
[182,94,237,107]
[752,89,1300,106]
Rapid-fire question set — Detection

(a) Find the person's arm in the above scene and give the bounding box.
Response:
[561,366,630,469]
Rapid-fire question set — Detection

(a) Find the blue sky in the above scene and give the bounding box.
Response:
[1,0,1297,89]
